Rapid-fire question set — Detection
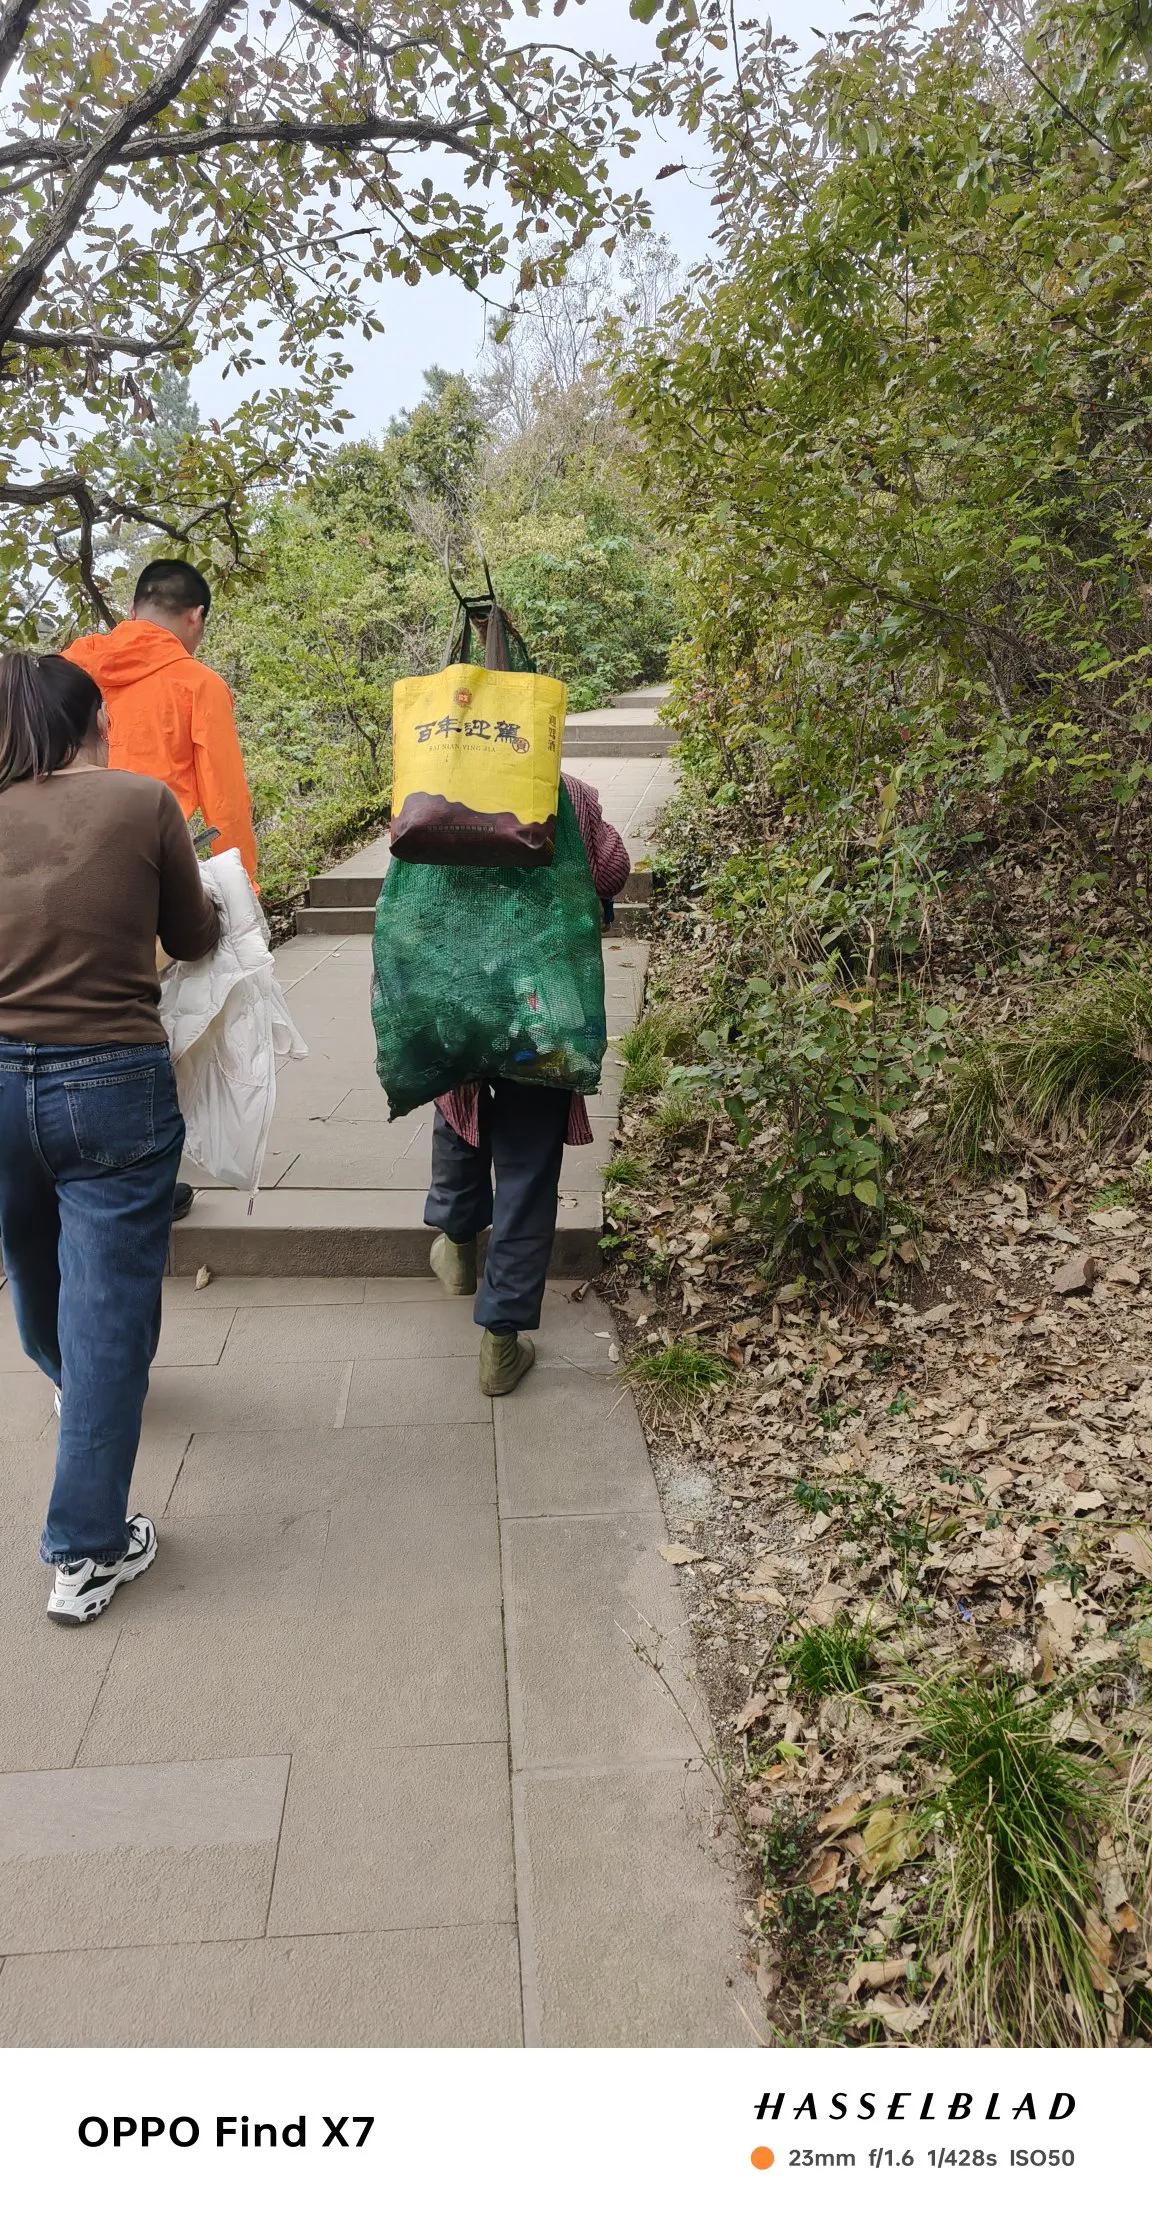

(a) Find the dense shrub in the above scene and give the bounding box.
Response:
[613,0,1152,1273]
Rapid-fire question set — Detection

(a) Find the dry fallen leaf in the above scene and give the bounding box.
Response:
[817,1792,867,1838]
[750,1552,790,1583]
[862,1997,931,2036]
[659,1544,704,1566]
[1037,1585,1085,1659]
[845,1957,908,2000]
[804,1583,851,1627]
[732,1695,771,1735]
[1053,1252,1097,1296]
[1084,1907,1116,1993]
[756,1943,782,2002]
[859,1804,917,1880]
[803,1847,843,1898]
[1033,1624,1057,1685]
[1112,1529,1152,1578]
[194,1265,213,1290]
[1097,1836,1138,1936]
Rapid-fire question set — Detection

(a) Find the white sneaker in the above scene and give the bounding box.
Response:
[46,1515,157,1627]
[52,1388,61,1418]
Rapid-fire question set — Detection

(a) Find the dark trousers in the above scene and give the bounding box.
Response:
[0,1041,184,1563]
[425,1082,571,1333]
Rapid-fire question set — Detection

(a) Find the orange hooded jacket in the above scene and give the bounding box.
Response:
[63,620,259,885]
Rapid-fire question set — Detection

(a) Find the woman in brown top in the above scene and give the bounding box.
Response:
[0,652,220,1624]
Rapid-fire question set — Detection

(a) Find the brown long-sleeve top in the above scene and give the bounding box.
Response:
[0,767,221,1046]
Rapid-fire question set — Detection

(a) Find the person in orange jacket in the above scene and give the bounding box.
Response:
[64,558,259,885]
[65,558,259,1223]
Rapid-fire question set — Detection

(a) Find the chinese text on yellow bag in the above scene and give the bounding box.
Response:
[390,663,566,866]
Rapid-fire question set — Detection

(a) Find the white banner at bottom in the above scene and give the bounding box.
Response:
[0,2045,1139,2212]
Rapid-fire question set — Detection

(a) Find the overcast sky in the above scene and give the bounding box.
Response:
[192,1,850,437]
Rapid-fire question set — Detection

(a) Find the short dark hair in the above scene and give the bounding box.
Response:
[133,558,211,617]
[0,653,103,791]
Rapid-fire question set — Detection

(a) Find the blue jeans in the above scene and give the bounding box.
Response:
[425,1082,571,1333]
[0,1041,184,1564]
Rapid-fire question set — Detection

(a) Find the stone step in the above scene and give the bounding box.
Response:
[306,865,652,913]
[297,900,652,940]
[310,873,385,907]
[610,685,671,710]
[297,903,375,934]
[603,902,649,940]
[170,1189,604,1279]
[563,730,674,758]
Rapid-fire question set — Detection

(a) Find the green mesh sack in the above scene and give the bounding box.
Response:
[371,782,607,1120]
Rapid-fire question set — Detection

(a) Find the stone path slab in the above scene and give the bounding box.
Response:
[0,1273,754,2046]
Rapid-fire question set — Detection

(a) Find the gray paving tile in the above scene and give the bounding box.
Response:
[0,1636,120,1772]
[495,1371,653,1517]
[360,1278,464,1304]
[0,1923,522,2045]
[152,1308,236,1366]
[331,1088,429,1126]
[0,1842,279,1953]
[221,1301,479,1364]
[516,1763,756,2046]
[278,1127,428,1189]
[167,1422,496,1519]
[315,1486,501,1629]
[0,1755,289,1855]
[80,1580,507,1766]
[161,1275,368,1308]
[0,1371,53,1436]
[142,1361,350,1434]
[502,1513,704,1769]
[0,1430,190,1521]
[109,1508,329,1626]
[343,1355,490,1428]
[0,1757,289,1954]
[269,1742,513,1936]
[221,1297,612,1369]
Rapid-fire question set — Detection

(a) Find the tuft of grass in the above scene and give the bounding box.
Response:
[653,1076,711,1140]
[619,1013,674,1101]
[784,1618,874,1701]
[920,1671,1111,2046]
[603,1151,647,1190]
[625,1339,729,1416]
[618,1009,697,1102]
[945,960,1152,1167]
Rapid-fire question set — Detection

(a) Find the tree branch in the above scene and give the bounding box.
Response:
[0,0,39,93]
[0,0,238,343]
[6,321,185,359]
[292,1,436,68]
[129,112,479,161]
[0,470,116,623]
[0,111,479,175]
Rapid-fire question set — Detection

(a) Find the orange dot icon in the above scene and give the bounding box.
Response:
[751,2147,775,2171]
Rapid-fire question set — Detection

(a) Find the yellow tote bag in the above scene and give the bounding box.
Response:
[390,662,566,866]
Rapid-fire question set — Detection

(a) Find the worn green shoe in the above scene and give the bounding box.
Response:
[479,1330,536,1398]
[429,1233,477,1296]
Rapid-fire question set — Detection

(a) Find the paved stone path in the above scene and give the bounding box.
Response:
[0,717,756,2048]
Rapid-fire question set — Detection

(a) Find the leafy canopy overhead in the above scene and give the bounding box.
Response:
[0,0,657,629]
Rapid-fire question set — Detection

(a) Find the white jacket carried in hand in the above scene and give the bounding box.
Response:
[160,848,307,1193]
